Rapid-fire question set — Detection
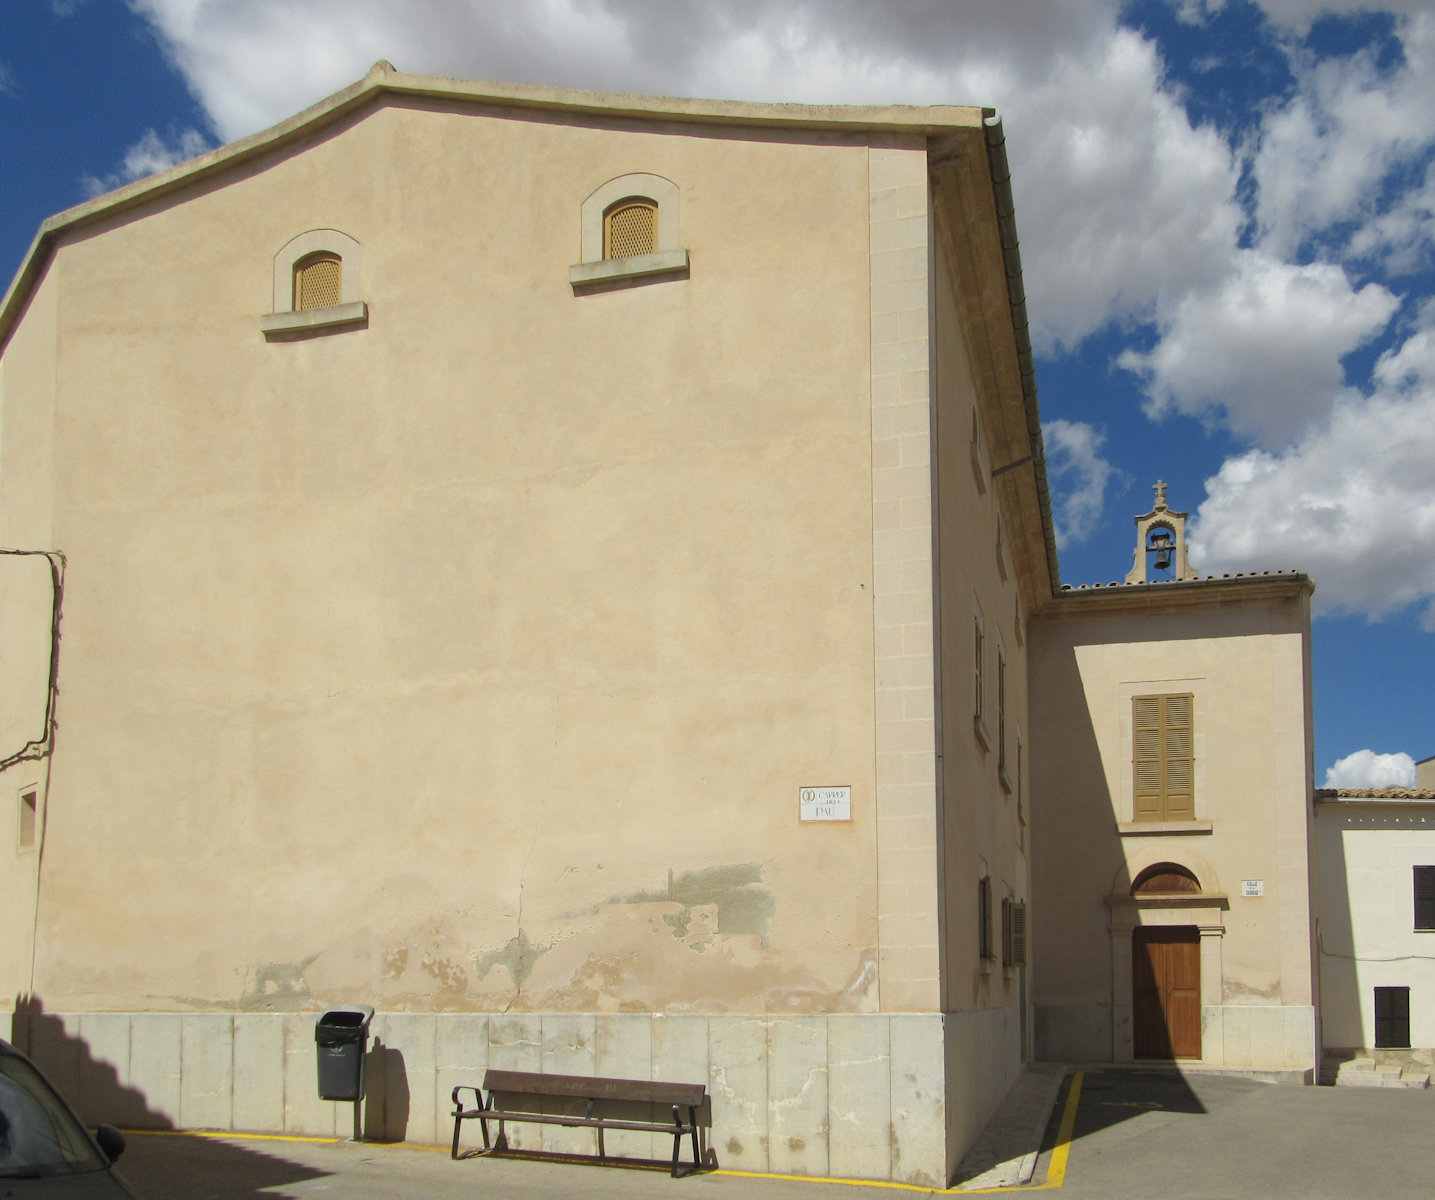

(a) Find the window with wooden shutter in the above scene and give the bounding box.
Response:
[1374,986,1411,1048]
[1002,899,1027,967]
[997,648,1007,771]
[1133,693,1194,821]
[978,876,993,961]
[974,616,985,722]
[1415,866,1435,931]
[603,198,657,259]
[294,251,342,311]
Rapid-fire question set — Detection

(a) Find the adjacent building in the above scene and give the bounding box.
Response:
[1315,787,1435,1060]
[1028,491,1320,1077]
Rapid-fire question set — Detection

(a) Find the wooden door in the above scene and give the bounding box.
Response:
[1133,926,1201,1059]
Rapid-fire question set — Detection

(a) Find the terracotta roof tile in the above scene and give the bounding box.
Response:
[1315,787,1435,801]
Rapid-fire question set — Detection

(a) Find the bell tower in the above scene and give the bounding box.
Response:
[1125,480,1199,584]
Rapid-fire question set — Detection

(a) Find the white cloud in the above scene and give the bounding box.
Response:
[1249,1,1435,33]
[1252,12,1435,261]
[1116,250,1399,446]
[1005,29,1244,352]
[1323,748,1416,788]
[83,127,211,197]
[1187,341,1435,622]
[1042,420,1123,546]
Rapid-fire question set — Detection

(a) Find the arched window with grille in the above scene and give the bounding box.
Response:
[261,228,367,337]
[293,251,343,311]
[603,198,658,260]
[572,173,688,288]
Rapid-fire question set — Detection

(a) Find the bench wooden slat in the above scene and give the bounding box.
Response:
[482,1068,706,1107]
[457,1110,694,1134]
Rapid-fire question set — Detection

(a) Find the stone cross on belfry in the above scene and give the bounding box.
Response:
[1125,480,1199,584]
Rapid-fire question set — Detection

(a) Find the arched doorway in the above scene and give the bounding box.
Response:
[1132,864,1202,1059]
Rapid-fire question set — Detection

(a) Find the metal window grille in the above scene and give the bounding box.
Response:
[294,252,342,311]
[603,199,657,259]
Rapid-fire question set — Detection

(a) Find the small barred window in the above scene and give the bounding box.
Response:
[294,252,342,311]
[603,199,658,259]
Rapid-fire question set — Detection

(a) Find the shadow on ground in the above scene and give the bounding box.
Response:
[119,1133,330,1200]
[1042,1067,1208,1155]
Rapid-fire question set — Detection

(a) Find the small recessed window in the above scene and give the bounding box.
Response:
[19,790,37,850]
[294,252,343,311]
[603,199,658,260]
[572,173,687,289]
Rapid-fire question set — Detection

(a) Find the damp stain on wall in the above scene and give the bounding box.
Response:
[238,956,319,1012]
[612,864,776,947]
[473,928,544,992]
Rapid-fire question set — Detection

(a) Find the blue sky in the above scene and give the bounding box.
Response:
[2,0,1432,785]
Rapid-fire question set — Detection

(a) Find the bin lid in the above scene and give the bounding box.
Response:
[316,1004,374,1027]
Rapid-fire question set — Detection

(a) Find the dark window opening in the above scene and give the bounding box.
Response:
[1374,986,1411,1049]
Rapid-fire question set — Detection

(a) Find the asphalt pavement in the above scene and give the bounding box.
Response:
[112,1067,1435,1200]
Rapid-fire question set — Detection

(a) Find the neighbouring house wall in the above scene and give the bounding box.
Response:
[1029,588,1317,1074]
[1316,799,1435,1050]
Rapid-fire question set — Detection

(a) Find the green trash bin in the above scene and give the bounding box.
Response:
[315,1005,374,1101]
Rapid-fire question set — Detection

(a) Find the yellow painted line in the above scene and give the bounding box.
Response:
[718,1075,1085,1195]
[122,1129,459,1153]
[718,1167,953,1192]
[125,1078,1089,1196]
[123,1130,341,1145]
[1042,1070,1083,1189]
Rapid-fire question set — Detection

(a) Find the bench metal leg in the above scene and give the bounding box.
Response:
[670,1104,702,1177]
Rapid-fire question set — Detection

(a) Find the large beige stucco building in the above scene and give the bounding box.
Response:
[0,64,1057,1185]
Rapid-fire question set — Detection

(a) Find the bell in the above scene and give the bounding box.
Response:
[1149,530,1174,572]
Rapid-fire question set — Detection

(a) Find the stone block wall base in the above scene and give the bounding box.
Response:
[5,1009,1022,1187]
[1034,1003,1317,1072]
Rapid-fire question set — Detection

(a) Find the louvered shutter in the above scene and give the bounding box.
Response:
[1005,900,1027,966]
[1374,986,1411,1048]
[1133,694,1194,820]
[1133,696,1164,819]
[1162,694,1195,818]
[1415,866,1435,931]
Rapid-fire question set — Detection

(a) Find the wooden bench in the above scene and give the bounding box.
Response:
[451,1069,707,1177]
